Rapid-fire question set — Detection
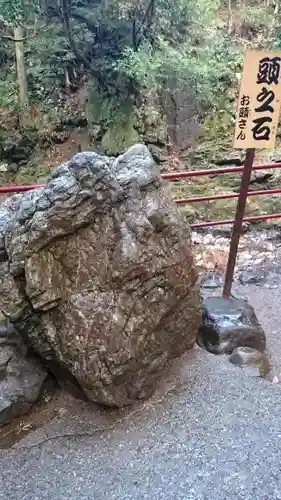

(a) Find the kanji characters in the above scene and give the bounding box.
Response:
[256,56,281,85]
[255,87,275,113]
[239,107,249,118]
[252,116,273,141]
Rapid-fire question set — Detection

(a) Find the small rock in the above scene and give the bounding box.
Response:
[0,163,8,173]
[265,242,275,251]
[203,234,215,245]
[215,152,245,166]
[253,257,266,265]
[216,237,228,246]
[266,230,281,241]
[211,225,233,237]
[240,251,252,262]
[147,144,167,164]
[229,347,271,379]
[239,268,266,285]
[211,222,249,237]
[8,163,20,174]
[229,346,265,366]
[44,393,52,403]
[0,352,48,424]
[0,321,48,424]
[200,271,224,289]
[56,407,67,417]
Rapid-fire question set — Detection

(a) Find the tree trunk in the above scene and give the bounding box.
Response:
[228,0,232,33]
[14,26,29,125]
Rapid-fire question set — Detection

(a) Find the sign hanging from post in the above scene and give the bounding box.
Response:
[234,51,281,149]
[225,50,281,298]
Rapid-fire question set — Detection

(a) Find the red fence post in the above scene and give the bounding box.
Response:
[222,148,256,298]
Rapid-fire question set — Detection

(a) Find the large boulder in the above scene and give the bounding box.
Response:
[0,199,48,423]
[1,144,201,407]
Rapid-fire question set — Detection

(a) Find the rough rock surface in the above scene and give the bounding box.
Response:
[0,199,48,424]
[0,144,201,407]
[197,296,266,355]
[0,321,47,424]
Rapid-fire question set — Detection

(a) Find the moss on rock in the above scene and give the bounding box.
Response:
[101,116,139,156]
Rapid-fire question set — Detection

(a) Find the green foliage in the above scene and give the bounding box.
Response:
[242,5,271,27]
[157,0,220,34]
[0,77,19,110]
[101,115,139,155]
[0,0,39,25]
[117,2,240,110]
[87,81,123,125]
[0,0,275,161]
[26,25,70,100]
[87,79,140,153]
[274,7,281,50]
[0,0,241,116]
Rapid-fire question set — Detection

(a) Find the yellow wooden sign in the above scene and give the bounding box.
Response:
[234,51,281,149]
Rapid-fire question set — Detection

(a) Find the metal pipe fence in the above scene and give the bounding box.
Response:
[1,161,281,229]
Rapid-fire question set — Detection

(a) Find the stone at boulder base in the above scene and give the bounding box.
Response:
[197,296,266,355]
[229,346,271,379]
[229,346,265,366]
[1,144,201,408]
[0,321,48,425]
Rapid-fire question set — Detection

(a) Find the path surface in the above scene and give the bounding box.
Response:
[242,285,281,378]
[1,337,281,499]
[2,230,281,500]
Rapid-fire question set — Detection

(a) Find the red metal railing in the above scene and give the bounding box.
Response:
[163,161,281,228]
[1,161,281,229]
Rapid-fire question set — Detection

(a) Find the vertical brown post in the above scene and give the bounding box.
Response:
[222,148,255,298]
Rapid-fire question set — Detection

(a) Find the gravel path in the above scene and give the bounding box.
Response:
[241,286,281,378]
[2,228,281,500]
[1,347,281,499]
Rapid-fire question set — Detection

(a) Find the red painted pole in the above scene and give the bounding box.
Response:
[175,187,281,204]
[0,184,45,193]
[222,149,255,298]
[190,212,281,229]
[161,162,281,180]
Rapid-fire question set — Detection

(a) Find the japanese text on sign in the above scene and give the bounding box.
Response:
[234,51,281,149]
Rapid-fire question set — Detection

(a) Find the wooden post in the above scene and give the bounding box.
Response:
[14,26,29,126]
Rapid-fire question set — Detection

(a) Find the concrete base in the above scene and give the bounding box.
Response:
[197,296,266,355]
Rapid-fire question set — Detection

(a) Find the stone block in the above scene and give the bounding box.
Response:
[197,296,266,355]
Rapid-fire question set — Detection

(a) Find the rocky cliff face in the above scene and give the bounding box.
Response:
[0,144,201,411]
